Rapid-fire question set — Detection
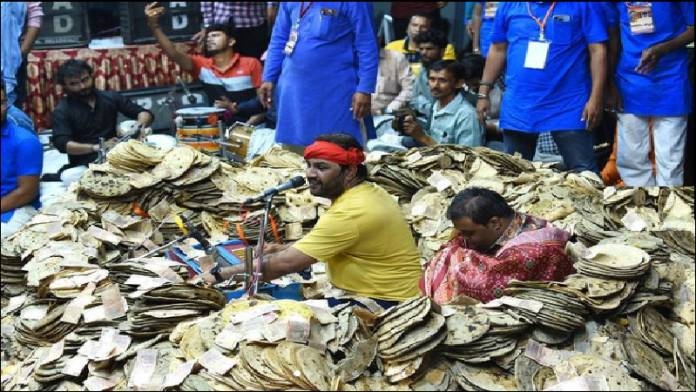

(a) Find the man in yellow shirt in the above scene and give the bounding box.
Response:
[385,13,456,77]
[201,134,422,306]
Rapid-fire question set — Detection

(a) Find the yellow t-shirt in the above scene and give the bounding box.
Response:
[293,183,422,301]
[385,39,457,77]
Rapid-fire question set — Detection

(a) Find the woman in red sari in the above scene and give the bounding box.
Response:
[421,187,574,304]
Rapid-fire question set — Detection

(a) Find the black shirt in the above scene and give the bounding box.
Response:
[51,90,153,166]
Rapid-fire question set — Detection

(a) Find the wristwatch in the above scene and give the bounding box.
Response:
[209,264,224,283]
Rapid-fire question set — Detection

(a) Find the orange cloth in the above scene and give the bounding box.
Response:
[600,120,656,187]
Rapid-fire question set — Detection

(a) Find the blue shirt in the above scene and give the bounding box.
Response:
[427,93,484,147]
[1,2,27,106]
[1,121,43,223]
[490,2,608,133]
[609,2,694,116]
[479,2,500,58]
[263,2,378,146]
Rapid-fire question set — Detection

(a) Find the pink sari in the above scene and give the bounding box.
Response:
[421,214,574,304]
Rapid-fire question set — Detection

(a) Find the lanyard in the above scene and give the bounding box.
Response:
[526,2,557,41]
[299,2,313,19]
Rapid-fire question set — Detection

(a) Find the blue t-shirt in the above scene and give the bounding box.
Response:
[1,121,43,223]
[479,2,499,58]
[609,2,693,116]
[490,2,608,133]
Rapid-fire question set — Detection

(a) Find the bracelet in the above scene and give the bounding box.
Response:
[477,93,490,100]
[479,81,494,87]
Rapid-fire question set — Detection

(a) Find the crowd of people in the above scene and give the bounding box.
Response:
[1,2,694,305]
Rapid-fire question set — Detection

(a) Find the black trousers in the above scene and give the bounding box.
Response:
[234,22,269,60]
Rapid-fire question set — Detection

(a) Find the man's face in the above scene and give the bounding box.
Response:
[0,89,7,125]
[407,16,430,40]
[62,71,95,98]
[305,158,347,199]
[418,43,444,67]
[452,216,501,252]
[206,31,233,55]
[428,69,457,100]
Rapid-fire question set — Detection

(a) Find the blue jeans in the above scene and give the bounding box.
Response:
[504,129,598,173]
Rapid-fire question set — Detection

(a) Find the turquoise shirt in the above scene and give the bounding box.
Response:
[410,69,434,116]
[426,93,484,147]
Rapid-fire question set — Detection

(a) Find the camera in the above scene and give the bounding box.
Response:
[391,108,416,133]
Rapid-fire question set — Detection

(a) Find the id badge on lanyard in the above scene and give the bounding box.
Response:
[484,2,498,18]
[627,2,654,35]
[284,22,300,56]
[523,2,556,70]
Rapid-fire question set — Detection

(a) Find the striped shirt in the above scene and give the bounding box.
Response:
[190,53,262,103]
[200,2,278,28]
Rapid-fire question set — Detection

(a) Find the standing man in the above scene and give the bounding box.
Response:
[146,2,264,124]
[607,2,694,186]
[476,2,608,173]
[385,13,457,77]
[471,2,499,58]
[51,60,153,169]
[199,134,422,307]
[1,82,42,239]
[258,3,379,149]
[1,2,43,108]
[191,2,278,60]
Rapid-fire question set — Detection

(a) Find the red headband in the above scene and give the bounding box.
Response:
[304,141,365,165]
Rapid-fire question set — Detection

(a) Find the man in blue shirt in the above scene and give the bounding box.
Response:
[402,60,484,147]
[476,2,608,173]
[606,2,694,186]
[471,2,500,58]
[1,82,42,238]
[258,2,378,149]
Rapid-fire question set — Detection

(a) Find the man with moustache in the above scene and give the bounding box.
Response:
[401,60,484,147]
[145,2,264,124]
[51,59,153,169]
[199,133,422,307]
[410,29,450,117]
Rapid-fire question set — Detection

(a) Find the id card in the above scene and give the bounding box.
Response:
[484,2,498,18]
[523,40,550,69]
[628,4,654,35]
[284,24,299,55]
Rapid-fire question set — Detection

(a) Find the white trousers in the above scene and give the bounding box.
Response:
[1,206,37,239]
[616,113,687,187]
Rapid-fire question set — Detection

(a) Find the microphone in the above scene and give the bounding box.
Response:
[244,176,306,204]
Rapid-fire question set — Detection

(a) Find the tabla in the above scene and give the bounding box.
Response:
[175,107,225,153]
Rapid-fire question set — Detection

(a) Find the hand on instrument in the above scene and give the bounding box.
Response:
[139,126,152,139]
[214,96,238,113]
[257,82,274,109]
[351,92,371,119]
[103,137,119,150]
[401,115,425,138]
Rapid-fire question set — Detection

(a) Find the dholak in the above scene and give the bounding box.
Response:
[175,107,225,152]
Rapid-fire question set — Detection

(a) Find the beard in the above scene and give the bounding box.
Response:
[308,176,345,200]
[69,86,95,98]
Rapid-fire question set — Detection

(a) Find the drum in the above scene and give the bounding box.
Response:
[175,107,226,153]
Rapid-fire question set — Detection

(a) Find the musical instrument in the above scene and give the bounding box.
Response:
[219,121,255,160]
[175,107,226,153]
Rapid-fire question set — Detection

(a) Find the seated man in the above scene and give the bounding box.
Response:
[51,60,153,171]
[410,29,449,117]
[385,13,456,77]
[1,82,42,238]
[421,187,574,304]
[371,45,413,116]
[146,3,264,125]
[200,133,423,307]
[400,60,484,147]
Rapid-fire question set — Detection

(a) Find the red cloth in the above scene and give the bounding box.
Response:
[303,141,365,165]
[24,42,199,131]
[421,213,575,304]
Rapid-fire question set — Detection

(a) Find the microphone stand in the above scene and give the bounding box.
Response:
[246,192,274,297]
